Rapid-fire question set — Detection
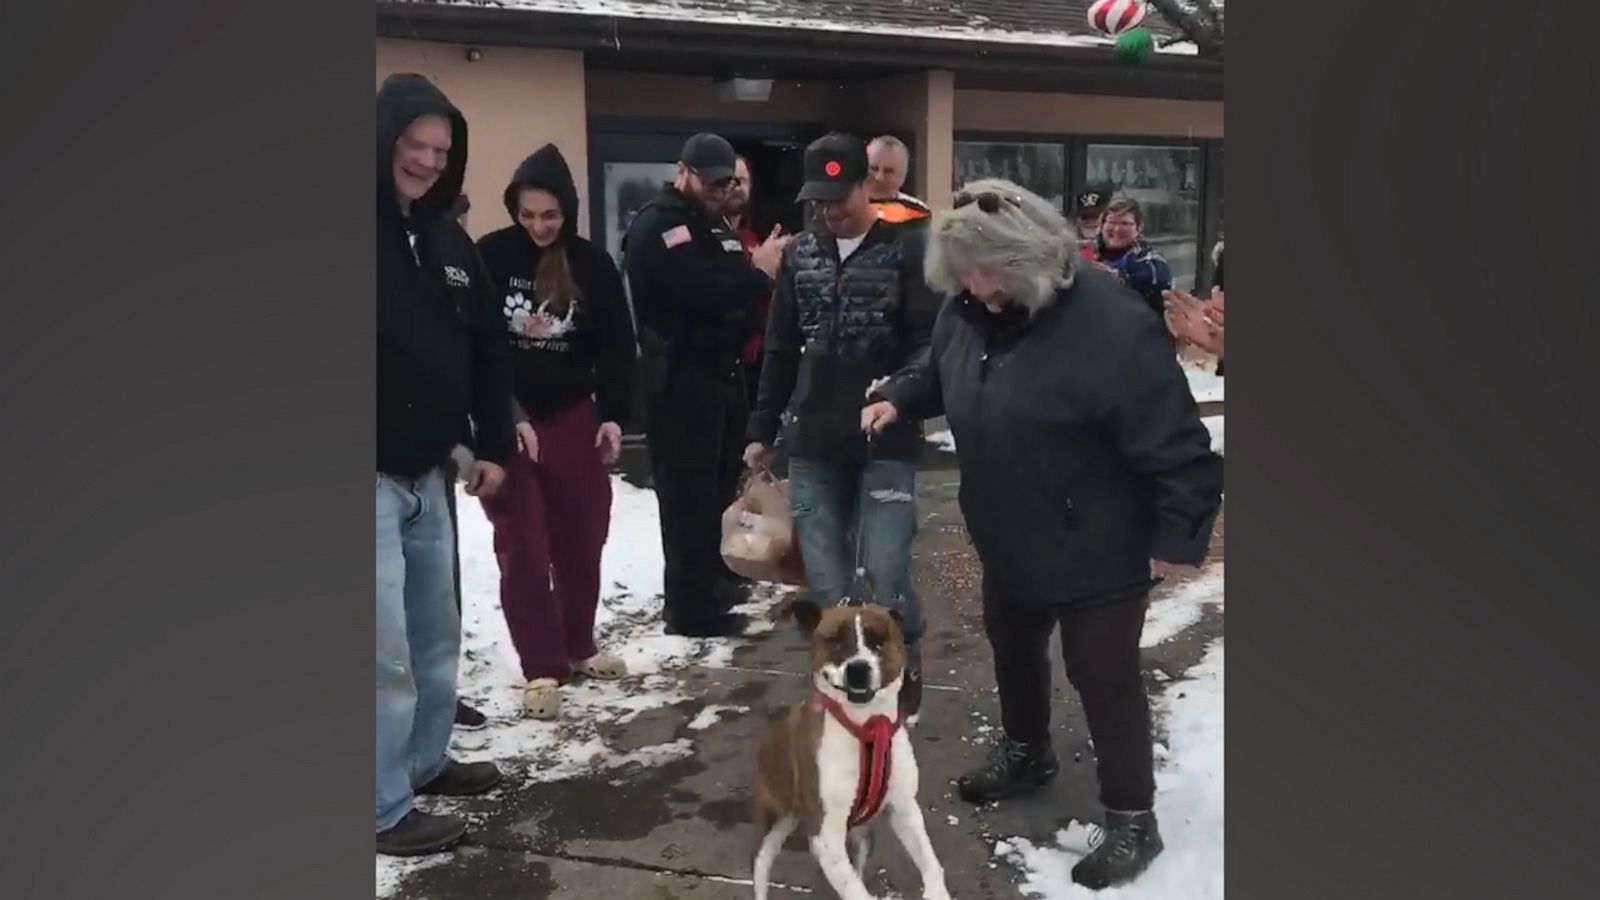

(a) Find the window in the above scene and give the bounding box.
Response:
[1085,143,1203,290]
[602,161,680,266]
[1209,143,1224,271]
[953,141,1067,211]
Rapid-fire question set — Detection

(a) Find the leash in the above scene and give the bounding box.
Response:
[811,689,901,828]
[844,432,876,606]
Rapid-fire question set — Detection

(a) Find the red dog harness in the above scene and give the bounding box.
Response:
[813,691,902,828]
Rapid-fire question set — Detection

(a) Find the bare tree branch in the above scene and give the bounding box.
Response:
[1146,0,1225,60]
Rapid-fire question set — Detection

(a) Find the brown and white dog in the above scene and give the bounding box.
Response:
[751,602,950,900]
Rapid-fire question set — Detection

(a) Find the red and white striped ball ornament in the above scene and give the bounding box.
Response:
[1087,0,1148,36]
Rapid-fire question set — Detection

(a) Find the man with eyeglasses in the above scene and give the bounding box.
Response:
[1093,197,1173,321]
[623,133,793,637]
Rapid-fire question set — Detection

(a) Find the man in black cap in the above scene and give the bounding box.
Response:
[742,132,942,718]
[623,133,792,637]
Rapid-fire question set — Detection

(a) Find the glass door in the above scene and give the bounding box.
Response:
[600,160,680,266]
[586,122,824,438]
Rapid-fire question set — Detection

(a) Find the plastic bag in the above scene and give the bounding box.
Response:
[720,472,807,586]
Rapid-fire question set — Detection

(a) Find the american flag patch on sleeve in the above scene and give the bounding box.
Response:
[661,225,692,248]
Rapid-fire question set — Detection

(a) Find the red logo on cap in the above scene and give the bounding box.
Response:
[825,160,842,177]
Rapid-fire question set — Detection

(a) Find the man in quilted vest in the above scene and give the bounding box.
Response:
[743,133,943,719]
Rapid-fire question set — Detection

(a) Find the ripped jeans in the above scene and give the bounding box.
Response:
[787,457,923,668]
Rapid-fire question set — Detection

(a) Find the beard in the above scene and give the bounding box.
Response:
[690,189,724,217]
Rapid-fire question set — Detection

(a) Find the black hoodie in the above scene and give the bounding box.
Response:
[475,145,637,426]
[376,73,513,478]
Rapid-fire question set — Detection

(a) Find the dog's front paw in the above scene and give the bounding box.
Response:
[923,885,953,900]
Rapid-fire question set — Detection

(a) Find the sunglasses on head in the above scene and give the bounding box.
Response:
[953,190,1022,213]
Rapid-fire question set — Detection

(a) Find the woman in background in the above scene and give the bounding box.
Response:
[1094,197,1173,320]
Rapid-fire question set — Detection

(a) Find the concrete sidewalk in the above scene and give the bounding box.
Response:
[386,448,1224,900]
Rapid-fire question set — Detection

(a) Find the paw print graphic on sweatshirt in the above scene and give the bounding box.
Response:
[504,292,535,334]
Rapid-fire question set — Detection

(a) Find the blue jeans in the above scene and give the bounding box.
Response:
[787,458,923,668]
[376,469,460,831]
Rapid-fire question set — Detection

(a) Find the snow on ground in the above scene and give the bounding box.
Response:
[376,856,450,898]
[449,477,729,748]
[687,704,751,730]
[1184,358,1224,405]
[1141,563,1224,649]
[1202,415,1224,455]
[380,467,1223,895]
[378,475,782,896]
[994,643,1225,899]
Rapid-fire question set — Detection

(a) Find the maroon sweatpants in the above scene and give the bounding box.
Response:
[480,398,613,681]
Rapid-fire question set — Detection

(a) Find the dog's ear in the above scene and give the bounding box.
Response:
[881,599,909,643]
[774,596,825,637]
[792,598,824,637]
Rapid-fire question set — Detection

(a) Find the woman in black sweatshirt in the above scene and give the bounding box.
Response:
[475,144,637,720]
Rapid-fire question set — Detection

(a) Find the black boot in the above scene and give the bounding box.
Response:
[416,759,503,797]
[665,611,750,637]
[1070,810,1164,890]
[899,666,923,722]
[899,641,924,723]
[956,735,1060,803]
[712,578,754,613]
[377,809,466,857]
[454,700,487,731]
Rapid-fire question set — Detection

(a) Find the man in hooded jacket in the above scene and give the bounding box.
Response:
[376,73,513,856]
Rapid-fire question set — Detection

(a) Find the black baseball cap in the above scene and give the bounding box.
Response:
[797,133,869,202]
[679,133,738,185]
[1075,183,1116,217]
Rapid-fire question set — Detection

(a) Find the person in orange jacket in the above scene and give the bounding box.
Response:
[866,135,931,225]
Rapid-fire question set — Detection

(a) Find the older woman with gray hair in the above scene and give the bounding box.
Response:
[862,179,1222,890]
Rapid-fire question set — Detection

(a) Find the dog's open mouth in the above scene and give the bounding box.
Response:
[843,685,877,704]
[824,673,880,705]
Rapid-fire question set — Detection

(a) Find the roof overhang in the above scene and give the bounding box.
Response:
[376,2,1223,101]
